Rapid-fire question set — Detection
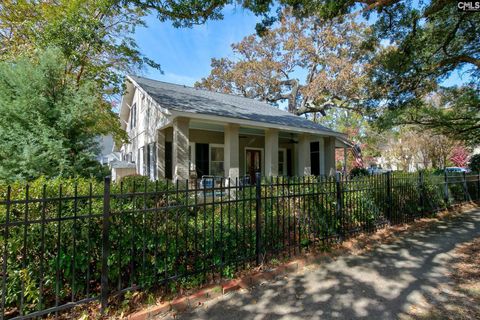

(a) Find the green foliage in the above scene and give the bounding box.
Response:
[0,177,105,311]
[0,48,112,181]
[123,0,230,27]
[363,2,479,145]
[0,0,162,144]
[0,0,160,95]
[376,87,480,146]
[349,167,369,177]
[469,154,480,172]
[0,172,477,317]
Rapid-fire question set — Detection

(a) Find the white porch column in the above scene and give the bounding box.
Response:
[343,147,348,174]
[297,134,311,176]
[324,137,336,176]
[156,129,166,179]
[224,124,240,180]
[265,129,279,177]
[173,117,190,181]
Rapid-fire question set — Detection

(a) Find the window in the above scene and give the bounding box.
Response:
[129,103,137,129]
[146,143,156,180]
[278,149,287,176]
[209,145,224,177]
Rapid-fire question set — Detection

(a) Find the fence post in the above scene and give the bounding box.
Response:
[478,171,480,202]
[101,176,111,313]
[335,173,344,240]
[444,171,449,207]
[386,171,392,223]
[419,171,424,214]
[1,186,11,320]
[462,171,468,202]
[255,172,262,265]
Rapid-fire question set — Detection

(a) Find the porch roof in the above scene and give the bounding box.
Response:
[129,76,341,136]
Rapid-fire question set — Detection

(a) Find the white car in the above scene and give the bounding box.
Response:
[445,167,469,173]
[367,166,387,175]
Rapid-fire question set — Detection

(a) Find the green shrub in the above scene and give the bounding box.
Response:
[349,167,369,177]
[469,154,480,172]
[0,172,474,317]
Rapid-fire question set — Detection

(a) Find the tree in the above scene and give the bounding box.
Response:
[318,108,381,169]
[313,1,480,145]
[376,86,480,146]
[126,1,478,147]
[0,48,111,181]
[450,145,469,168]
[196,12,376,116]
[115,0,480,86]
[0,1,160,87]
[179,0,479,146]
[469,154,480,172]
[377,126,466,171]
[0,0,163,141]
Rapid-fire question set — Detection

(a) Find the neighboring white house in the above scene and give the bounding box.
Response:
[114,75,349,182]
[96,135,119,165]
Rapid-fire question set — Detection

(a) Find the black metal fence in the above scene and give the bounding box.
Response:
[1,171,479,319]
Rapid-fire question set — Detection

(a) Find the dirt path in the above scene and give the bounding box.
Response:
[158,208,480,320]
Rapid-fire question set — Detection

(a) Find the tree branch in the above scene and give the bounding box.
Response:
[437,55,480,69]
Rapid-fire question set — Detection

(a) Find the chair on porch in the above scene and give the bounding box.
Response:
[199,175,226,198]
[239,175,251,188]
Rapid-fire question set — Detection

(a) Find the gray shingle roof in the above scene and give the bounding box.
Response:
[130,75,337,135]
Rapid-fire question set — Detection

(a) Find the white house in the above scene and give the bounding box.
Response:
[115,75,349,182]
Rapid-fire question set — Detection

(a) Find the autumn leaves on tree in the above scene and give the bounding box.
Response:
[196,12,375,118]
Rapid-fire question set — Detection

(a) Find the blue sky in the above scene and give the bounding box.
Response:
[134,7,468,88]
[134,6,262,86]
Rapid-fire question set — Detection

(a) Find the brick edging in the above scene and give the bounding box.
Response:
[126,255,320,320]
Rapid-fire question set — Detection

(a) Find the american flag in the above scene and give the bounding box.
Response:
[352,144,364,168]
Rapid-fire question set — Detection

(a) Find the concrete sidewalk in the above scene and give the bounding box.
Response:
[162,209,480,320]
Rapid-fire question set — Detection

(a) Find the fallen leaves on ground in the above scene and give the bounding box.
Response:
[406,236,480,320]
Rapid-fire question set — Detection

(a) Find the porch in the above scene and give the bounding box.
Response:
[151,117,343,182]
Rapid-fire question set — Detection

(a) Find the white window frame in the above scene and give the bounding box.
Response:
[148,142,156,181]
[209,144,225,177]
[189,142,196,173]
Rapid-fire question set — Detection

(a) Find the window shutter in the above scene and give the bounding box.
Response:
[165,142,173,180]
[195,143,209,178]
[310,142,320,176]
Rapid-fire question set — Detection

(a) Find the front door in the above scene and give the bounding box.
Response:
[246,149,261,184]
